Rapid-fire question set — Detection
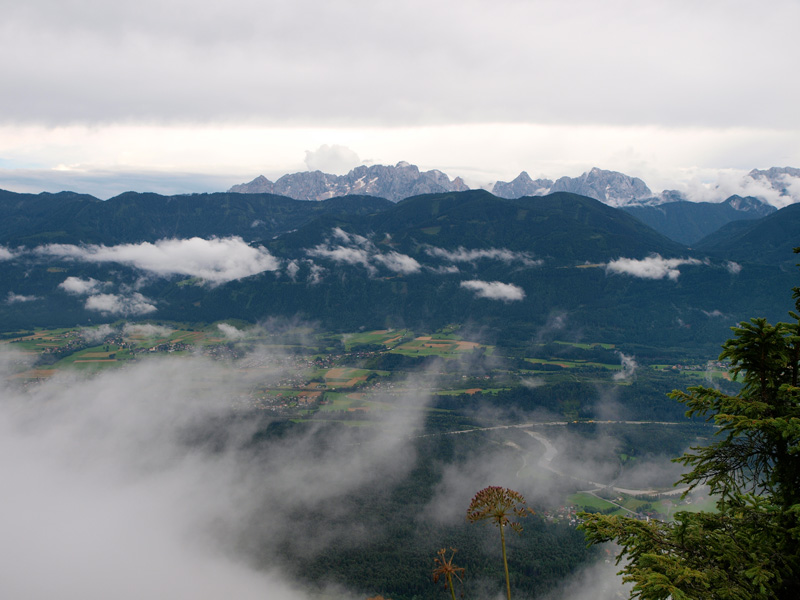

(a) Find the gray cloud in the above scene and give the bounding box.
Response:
[605,255,702,281]
[2,1,797,129]
[460,279,525,301]
[40,237,280,284]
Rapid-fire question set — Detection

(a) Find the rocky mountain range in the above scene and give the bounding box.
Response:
[231,163,800,209]
[229,161,468,202]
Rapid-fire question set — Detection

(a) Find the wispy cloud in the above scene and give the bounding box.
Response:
[306,228,421,276]
[38,237,280,284]
[613,352,638,381]
[460,279,525,301]
[426,245,541,267]
[6,292,39,304]
[122,323,173,338]
[605,254,701,281]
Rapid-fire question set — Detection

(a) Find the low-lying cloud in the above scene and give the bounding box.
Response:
[0,342,432,600]
[306,228,421,276]
[217,322,246,340]
[605,254,702,280]
[59,276,156,316]
[85,292,157,316]
[39,237,280,284]
[426,245,541,267]
[726,261,742,275]
[122,323,174,338]
[613,352,638,381]
[0,246,15,261]
[59,276,104,295]
[6,292,39,304]
[460,279,526,301]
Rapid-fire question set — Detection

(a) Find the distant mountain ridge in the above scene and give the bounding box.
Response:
[621,195,777,246]
[231,162,800,210]
[229,161,469,202]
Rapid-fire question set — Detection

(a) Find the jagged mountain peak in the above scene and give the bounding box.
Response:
[550,168,653,207]
[228,161,468,202]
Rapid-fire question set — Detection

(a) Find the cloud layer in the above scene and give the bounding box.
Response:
[0,344,431,600]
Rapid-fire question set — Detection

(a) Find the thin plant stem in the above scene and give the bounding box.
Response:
[500,523,511,600]
[446,572,457,600]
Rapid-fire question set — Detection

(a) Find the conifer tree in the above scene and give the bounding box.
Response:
[581,252,800,599]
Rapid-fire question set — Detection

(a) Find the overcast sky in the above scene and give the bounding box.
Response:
[1,0,798,197]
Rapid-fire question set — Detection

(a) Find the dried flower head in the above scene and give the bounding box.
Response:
[466,486,531,533]
[432,547,465,585]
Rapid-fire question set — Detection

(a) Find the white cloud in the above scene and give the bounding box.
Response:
[80,324,116,343]
[726,261,742,275]
[307,262,325,284]
[40,237,280,284]
[122,323,173,338]
[605,255,702,281]
[6,292,39,304]
[217,323,246,341]
[304,144,361,175]
[286,260,301,281]
[59,276,103,295]
[427,265,461,274]
[0,246,16,261]
[306,230,420,276]
[331,227,369,247]
[0,340,432,600]
[426,245,541,267]
[85,293,157,316]
[613,352,638,381]
[460,279,525,301]
[681,169,800,208]
[372,251,422,274]
[307,244,373,271]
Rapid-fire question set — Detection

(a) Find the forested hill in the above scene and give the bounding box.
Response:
[0,189,393,245]
[695,202,800,268]
[273,190,687,263]
[0,188,796,352]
